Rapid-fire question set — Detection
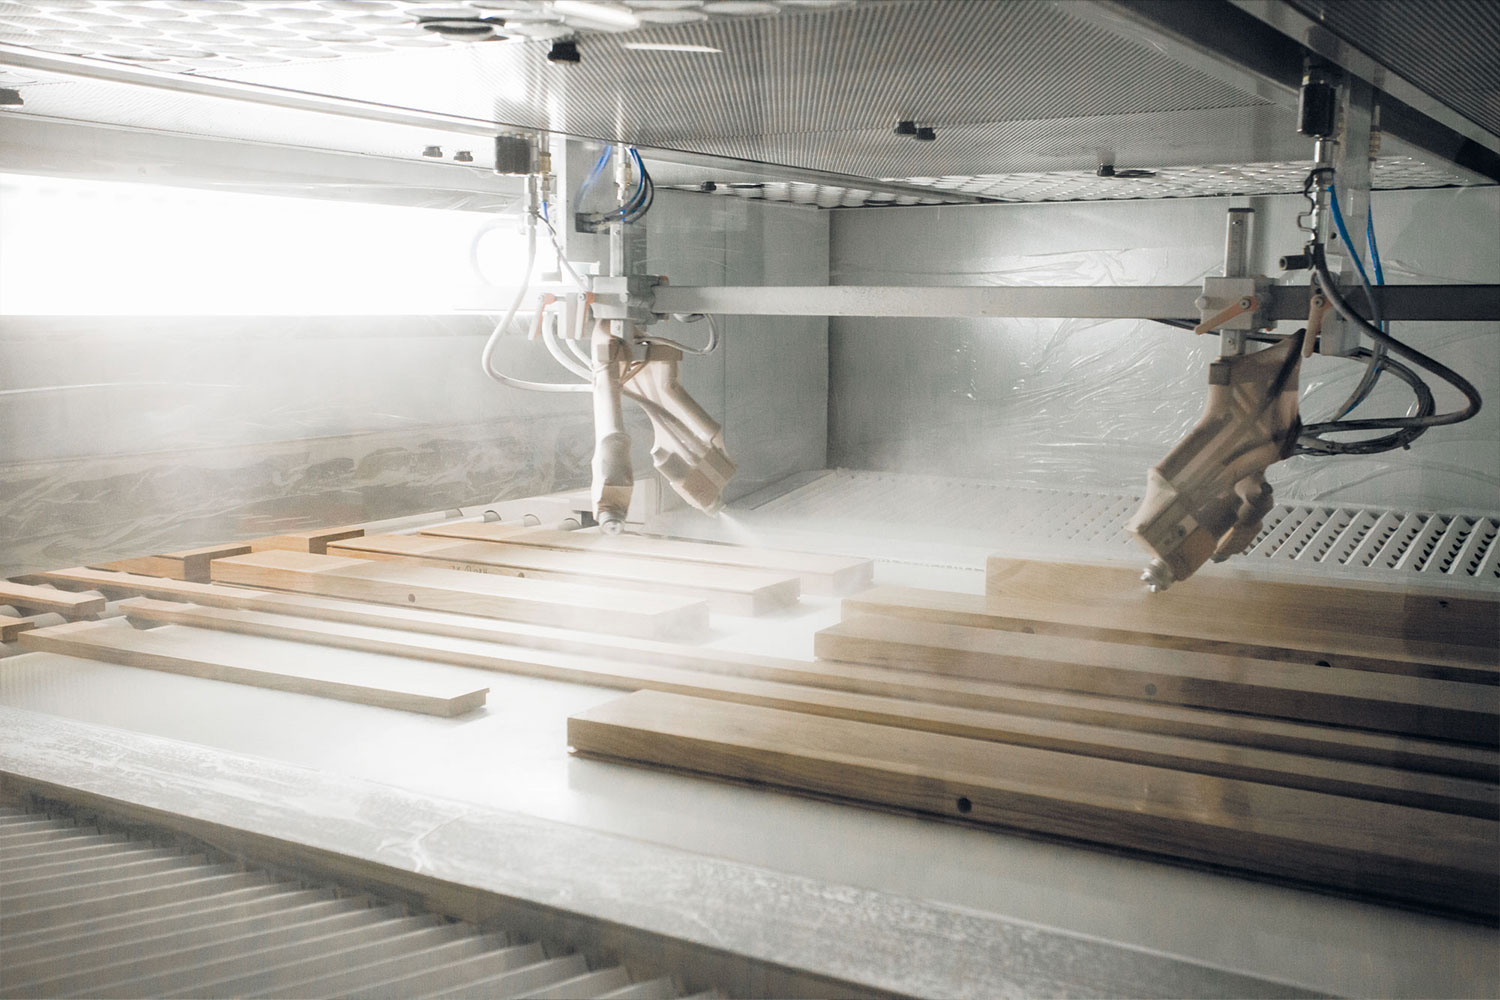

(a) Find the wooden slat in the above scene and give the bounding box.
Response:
[116,598,1499,819]
[845,585,1500,686]
[94,544,253,584]
[249,527,365,555]
[327,534,800,616]
[0,615,36,641]
[817,616,1498,743]
[987,557,1499,651]
[26,568,1496,782]
[569,691,1500,919]
[0,582,106,618]
[16,620,488,717]
[210,550,708,641]
[419,523,873,596]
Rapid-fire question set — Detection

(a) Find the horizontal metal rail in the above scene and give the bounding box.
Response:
[651,283,1500,321]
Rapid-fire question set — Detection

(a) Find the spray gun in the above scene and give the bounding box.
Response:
[1126,206,1307,591]
[584,289,735,532]
[479,137,734,532]
[1127,329,1304,591]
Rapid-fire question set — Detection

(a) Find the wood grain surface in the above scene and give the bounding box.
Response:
[419,522,873,595]
[94,544,253,584]
[328,533,801,615]
[0,615,36,641]
[0,581,106,618]
[569,691,1500,919]
[16,620,488,716]
[817,615,1500,743]
[988,557,1500,651]
[117,598,1496,818]
[845,585,1500,685]
[249,527,366,555]
[209,550,709,640]
[24,568,1494,781]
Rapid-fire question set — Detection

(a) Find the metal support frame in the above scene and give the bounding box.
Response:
[1313,74,1377,356]
[648,283,1500,323]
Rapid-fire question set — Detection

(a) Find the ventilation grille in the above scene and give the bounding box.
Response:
[746,470,1500,589]
[0,802,715,1000]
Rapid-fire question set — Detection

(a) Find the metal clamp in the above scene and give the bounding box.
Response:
[590,274,663,326]
[1195,276,1275,336]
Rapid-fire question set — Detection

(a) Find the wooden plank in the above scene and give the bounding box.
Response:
[0,615,36,642]
[249,527,365,555]
[95,543,253,583]
[26,568,1496,782]
[209,550,708,641]
[0,581,106,618]
[817,616,1499,743]
[420,523,873,596]
[327,534,801,616]
[16,620,488,717]
[569,691,1500,919]
[116,598,1499,819]
[845,585,1500,685]
[987,557,1499,652]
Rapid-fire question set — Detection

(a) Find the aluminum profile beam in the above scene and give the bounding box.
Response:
[651,283,1500,322]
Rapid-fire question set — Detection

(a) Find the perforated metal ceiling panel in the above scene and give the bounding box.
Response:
[0,0,1489,202]
[3,2,1302,175]
[667,153,1479,206]
[1287,0,1500,138]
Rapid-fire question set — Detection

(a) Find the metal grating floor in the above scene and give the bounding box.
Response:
[0,803,712,1000]
[741,470,1500,590]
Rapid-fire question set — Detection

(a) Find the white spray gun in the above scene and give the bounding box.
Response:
[586,316,735,534]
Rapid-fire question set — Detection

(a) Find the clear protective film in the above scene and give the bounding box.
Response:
[829,185,1499,515]
[0,161,828,576]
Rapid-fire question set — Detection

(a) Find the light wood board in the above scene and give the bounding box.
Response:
[0,615,35,641]
[249,526,365,555]
[116,598,1498,819]
[16,620,488,717]
[569,691,1500,919]
[419,522,874,595]
[0,581,106,618]
[817,616,1499,743]
[25,568,1495,782]
[328,533,801,615]
[94,544,253,584]
[845,585,1500,685]
[988,557,1499,652]
[209,550,709,640]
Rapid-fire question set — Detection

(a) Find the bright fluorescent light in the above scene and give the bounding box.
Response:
[552,1,640,30]
[620,42,722,53]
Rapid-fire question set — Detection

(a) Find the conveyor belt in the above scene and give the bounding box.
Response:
[0,804,711,1000]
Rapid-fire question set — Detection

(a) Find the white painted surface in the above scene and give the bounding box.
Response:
[1,559,1493,999]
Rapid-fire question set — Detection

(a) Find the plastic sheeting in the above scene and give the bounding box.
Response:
[0,174,828,576]
[829,186,1500,514]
